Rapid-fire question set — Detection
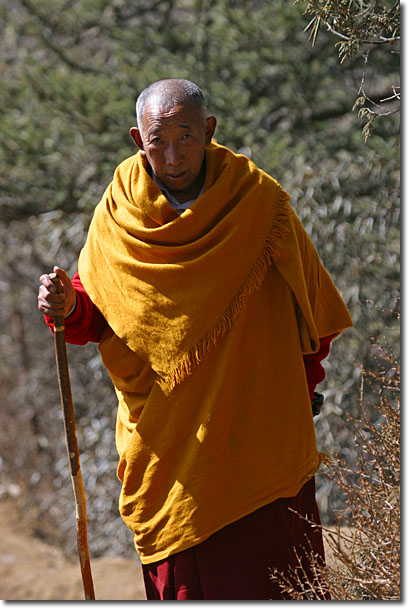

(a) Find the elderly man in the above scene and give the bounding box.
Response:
[38,78,352,600]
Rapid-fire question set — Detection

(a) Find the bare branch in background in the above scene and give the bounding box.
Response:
[296,0,400,139]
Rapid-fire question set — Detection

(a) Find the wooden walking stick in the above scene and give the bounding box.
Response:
[49,272,95,600]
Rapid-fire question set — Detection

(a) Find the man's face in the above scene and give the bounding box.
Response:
[131,101,216,204]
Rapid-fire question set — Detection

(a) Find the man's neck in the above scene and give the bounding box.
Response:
[151,172,204,214]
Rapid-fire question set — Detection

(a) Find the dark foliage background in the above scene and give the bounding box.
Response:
[0,0,399,559]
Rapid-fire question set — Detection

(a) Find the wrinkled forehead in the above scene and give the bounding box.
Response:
[142,95,206,130]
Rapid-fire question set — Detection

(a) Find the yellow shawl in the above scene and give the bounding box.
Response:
[78,141,353,563]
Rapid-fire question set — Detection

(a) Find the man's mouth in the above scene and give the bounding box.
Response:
[167,171,186,180]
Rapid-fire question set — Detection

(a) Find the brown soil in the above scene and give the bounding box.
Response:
[0,501,146,601]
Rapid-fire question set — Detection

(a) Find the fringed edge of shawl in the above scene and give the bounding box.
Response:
[162,190,292,392]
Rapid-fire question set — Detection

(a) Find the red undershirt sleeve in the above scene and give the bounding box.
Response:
[44,272,107,344]
[303,334,336,400]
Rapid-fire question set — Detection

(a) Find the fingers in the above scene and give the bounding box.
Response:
[38,281,66,317]
[38,267,76,318]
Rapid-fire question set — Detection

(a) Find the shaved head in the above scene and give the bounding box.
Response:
[136,79,207,132]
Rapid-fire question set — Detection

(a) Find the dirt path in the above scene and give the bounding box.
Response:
[0,502,146,601]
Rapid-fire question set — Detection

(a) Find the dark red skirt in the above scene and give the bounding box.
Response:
[142,477,328,600]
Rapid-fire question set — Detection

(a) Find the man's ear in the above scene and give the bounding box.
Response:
[129,127,145,152]
[205,116,217,145]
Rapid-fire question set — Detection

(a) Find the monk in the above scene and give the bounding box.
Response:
[38,78,353,600]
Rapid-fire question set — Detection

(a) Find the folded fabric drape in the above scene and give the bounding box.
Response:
[79,141,350,390]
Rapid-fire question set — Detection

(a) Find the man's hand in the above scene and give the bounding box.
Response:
[38,266,76,318]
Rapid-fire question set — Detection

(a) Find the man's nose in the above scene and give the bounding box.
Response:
[165,142,183,166]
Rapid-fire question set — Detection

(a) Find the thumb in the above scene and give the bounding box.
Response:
[53,265,71,287]
[52,266,75,311]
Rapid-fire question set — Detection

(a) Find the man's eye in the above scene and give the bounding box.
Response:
[182,133,192,140]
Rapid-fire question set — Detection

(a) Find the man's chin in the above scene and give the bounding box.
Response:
[164,174,190,192]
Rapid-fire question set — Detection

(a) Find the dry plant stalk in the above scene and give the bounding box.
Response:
[271,338,400,600]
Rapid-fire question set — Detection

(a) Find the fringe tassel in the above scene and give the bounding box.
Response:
[162,191,292,391]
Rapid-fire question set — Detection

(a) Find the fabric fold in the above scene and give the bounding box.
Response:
[79,142,295,387]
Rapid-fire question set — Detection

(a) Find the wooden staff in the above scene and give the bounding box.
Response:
[49,272,95,600]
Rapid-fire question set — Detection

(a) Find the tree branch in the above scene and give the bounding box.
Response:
[20,0,101,75]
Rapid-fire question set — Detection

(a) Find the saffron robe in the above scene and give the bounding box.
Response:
[78,141,353,563]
